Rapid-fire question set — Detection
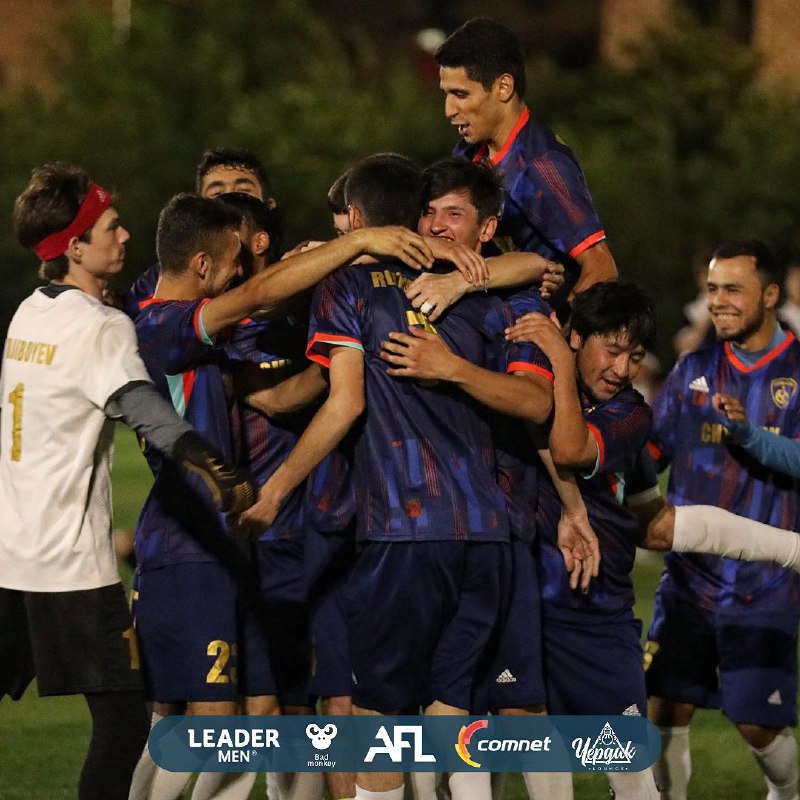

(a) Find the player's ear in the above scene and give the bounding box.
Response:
[568,329,583,350]
[479,215,498,243]
[494,73,515,102]
[193,251,210,279]
[65,236,82,263]
[348,204,364,232]
[252,231,270,258]
[763,282,780,310]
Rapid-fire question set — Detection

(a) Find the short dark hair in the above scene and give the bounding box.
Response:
[327,171,350,215]
[570,281,656,351]
[156,193,242,275]
[217,191,284,265]
[195,147,271,198]
[422,157,504,221]
[345,154,423,230]
[710,239,783,289]
[435,17,526,98]
[13,162,96,281]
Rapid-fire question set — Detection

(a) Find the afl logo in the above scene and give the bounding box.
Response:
[771,378,797,409]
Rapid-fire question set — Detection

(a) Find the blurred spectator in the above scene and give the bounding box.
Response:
[778,257,800,336]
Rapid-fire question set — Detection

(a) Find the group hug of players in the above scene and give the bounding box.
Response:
[3,16,800,800]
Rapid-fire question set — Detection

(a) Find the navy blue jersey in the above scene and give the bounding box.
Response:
[134,299,235,570]
[536,387,653,618]
[651,332,800,611]
[455,108,604,303]
[493,287,553,542]
[306,261,548,543]
[124,263,160,319]
[226,314,311,541]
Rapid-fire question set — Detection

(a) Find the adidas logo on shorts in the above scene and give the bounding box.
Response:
[622,704,641,716]
[495,669,517,683]
[768,690,783,705]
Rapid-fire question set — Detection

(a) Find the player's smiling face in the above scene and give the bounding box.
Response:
[79,208,129,278]
[572,330,645,402]
[418,190,496,252]
[439,66,507,145]
[707,255,775,344]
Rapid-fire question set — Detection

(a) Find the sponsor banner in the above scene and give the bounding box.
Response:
[150,715,659,773]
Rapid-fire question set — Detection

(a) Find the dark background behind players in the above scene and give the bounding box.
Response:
[1,1,800,370]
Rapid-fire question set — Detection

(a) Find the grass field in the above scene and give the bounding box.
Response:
[0,429,794,798]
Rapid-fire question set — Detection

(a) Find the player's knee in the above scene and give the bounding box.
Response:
[648,696,695,727]
[736,722,782,749]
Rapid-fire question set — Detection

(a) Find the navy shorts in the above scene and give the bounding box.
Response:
[472,538,546,712]
[543,612,647,716]
[343,540,509,713]
[646,590,799,727]
[238,538,311,705]
[0,584,142,698]
[133,562,240,703]
[306,529,357,699]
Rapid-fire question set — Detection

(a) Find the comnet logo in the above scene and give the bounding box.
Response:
[455,719,552,768]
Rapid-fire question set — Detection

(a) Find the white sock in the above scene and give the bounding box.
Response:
[266,772,279,800]
[147,767,193,800]
[448,772,492,800]
[128,711,162,800]
[522,772,574,800]
[606,769,660,800]
[354,786,404,800]
[409,772,437,800]
[750,729,799,800]
[190,772,257,800]
[653,725,691,800]
[275,772,324,800]
[673,505,800,570]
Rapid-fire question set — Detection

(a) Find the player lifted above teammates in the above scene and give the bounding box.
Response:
[435,17,617,307]
[0,163,254,800]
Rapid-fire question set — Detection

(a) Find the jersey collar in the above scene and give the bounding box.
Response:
[724,328,795,373]
[473,107,530,165]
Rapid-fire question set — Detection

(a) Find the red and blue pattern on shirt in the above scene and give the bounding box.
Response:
[134,298,236,570]
[650,332,800,612]
[536,386,652,619]
[306,261,550,543]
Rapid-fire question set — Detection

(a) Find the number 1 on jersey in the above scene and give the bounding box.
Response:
[7,383,24,461]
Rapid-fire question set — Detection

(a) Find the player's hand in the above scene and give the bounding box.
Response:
[539,260,565,300]
[355,227,434,271]
[236,481,280,535]
[712,392,747,422]
[405,271,470,321]
[422,236,489,286]
[505,312,572,367]
[380,327,458,381]
[557,509,601,592]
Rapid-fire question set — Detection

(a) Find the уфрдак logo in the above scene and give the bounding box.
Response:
[572,721,636,770]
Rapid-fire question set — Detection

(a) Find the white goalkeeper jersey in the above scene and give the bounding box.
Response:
[0,286,151,591]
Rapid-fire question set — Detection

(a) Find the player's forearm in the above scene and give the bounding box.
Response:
[448,360,553,422]
[726,419,800,478]
[265,390,364,508]
[482,252,551,292]
[571,241,617,296]
[246,364,327,417]
[538,448,586,516]
[548,367,596,468]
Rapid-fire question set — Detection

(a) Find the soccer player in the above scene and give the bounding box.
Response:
[645,240,800,800]
[505,281,661,800]
[131,192,433,800]
[434,18,616,309]
[0,163,256,800]
[240,153,553,800]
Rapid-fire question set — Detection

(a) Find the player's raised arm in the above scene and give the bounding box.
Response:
[200,226,433,336]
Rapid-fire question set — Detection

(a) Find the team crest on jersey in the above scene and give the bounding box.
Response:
[770,378,797,409]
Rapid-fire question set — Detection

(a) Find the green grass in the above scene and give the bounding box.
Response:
[0,432,793,798]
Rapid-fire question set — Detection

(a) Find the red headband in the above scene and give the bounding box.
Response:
[33,183,112,261]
